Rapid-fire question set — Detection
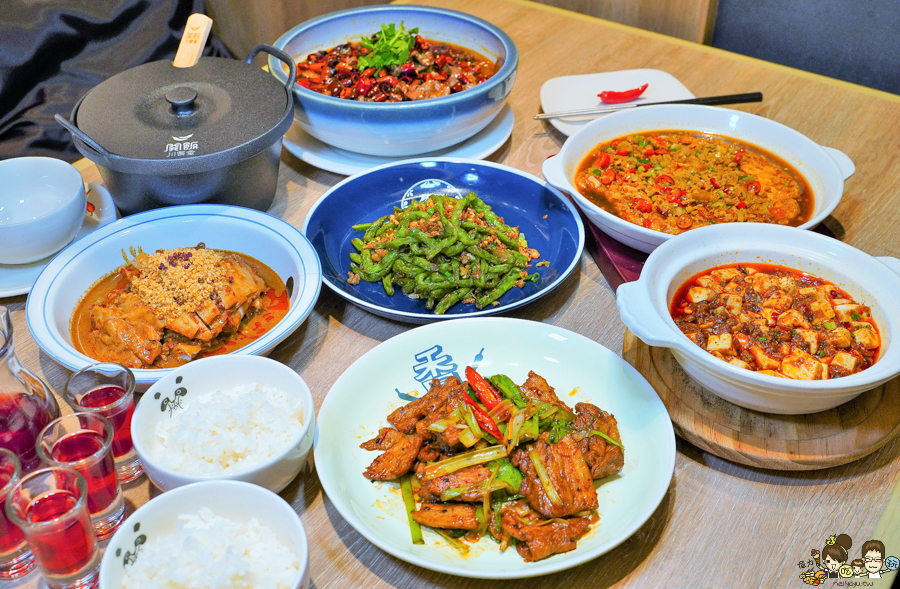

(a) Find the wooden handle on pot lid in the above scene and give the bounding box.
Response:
[173,13,213,68]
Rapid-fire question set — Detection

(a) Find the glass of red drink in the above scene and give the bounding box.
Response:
[36,413,124,541]
[5,467,99,589]
[64,363,142,483]
[0,448,35,580]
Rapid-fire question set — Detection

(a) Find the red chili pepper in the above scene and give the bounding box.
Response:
[356,77,374,96]
[465,367,502,411]
[600,169,616,185]
[710,177,721,189]
[598,83,648,104]
[654,149,669,155]
[644,148,655,157]
[616,149,630,156]
[655,174,675,189]
[632,197,653,213]
[627,168,637,174]
[745,180,762,193]
[736,201,747,209]
[641,163,651,170]
[665,189,682,203]
[462,394,503,440]
[595,152,611,168]
[376,75,399,86]
[415,35,430,50]
[734,150,744,163]
[642,219,652,228]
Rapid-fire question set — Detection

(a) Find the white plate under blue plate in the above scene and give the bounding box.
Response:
[283,104,514,176]
[0,183,117,298]
[302,158,584,324]
[315,317,676,579]
[26,204,322,389]
[540,69,695,137]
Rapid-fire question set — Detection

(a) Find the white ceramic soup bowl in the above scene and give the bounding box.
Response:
[616,224,900,414]
[0,157,87,264]
[99,480,309,589]
[542,105,855,253]
[131,355,315,493]
[25,204,322,390]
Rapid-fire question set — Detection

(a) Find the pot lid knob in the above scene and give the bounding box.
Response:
[165,86,198,115]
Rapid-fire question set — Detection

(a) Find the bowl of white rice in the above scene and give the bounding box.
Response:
[132,355,314,493]
[99,480,309,589]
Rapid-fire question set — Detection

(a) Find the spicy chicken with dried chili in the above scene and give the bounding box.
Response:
[295,34,499,102]
[671,264,880,379]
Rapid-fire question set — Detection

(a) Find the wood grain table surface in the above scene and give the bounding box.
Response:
[3,0,900,587]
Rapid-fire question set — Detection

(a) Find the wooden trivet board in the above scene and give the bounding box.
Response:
[622,329,900,470]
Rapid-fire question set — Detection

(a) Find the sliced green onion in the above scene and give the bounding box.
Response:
[587,429,623,448]
[422,445,507,481]
[458,427,479,448]
[528,448,561,505]
[400,474,423,545]
[440,478,511,502]
[433,528,470,553]
[851,312,861,320]
[823,320,837,330]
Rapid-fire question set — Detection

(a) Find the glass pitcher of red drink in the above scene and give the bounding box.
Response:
[0,306,60,471]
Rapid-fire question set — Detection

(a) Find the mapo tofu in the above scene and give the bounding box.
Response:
[671,264,880,379]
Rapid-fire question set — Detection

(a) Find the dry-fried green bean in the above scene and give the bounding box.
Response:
[349,192,543,314]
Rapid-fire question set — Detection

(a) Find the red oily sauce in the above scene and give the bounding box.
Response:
[670,263,880,379]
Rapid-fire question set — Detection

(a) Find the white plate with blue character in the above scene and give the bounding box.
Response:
[315,317,675,578]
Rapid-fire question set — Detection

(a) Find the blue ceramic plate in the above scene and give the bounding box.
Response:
[302,158,584,323]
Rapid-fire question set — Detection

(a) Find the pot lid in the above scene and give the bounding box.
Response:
[70,51,294,175]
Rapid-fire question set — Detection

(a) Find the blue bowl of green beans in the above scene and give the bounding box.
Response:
[302,158,584,323]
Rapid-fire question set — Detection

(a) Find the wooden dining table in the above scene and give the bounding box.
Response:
[4,0,900,586]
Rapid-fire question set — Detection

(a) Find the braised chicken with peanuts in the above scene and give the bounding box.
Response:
[71,244,288,369]
[361,369,624,562]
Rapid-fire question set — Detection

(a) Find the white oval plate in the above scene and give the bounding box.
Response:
[26,204,322,389]
[0,183,117,298]
[315,317,675,578]
[539,69,694,137]
[283,104,514,176]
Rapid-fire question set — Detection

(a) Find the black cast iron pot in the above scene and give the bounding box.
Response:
[56,45,295,216]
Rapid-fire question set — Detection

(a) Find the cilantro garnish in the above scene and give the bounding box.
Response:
[358,22,419,71]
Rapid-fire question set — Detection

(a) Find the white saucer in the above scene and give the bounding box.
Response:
[0,182,118,298]
[540,69,695,136]
[282,104,514,176]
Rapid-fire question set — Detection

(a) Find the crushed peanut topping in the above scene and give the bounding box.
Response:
[126,247,230,323]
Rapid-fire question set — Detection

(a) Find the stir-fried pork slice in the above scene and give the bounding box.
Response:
[498,499,593,562]
[411,503,479,530]
[360,427,423,481]
[571,403,624,480]
[416,465,493,502]
[519,371,573,412]
[516,518,593,562]
[511,433,598,518]
[388,376,463,434]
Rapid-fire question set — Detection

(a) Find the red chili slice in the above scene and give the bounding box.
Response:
[665,189,682,203]
[616,149,630,156]
[598,83,649,104]
[632,197,653,213]
[655,174,675,189]
[736,201,747,209]
[734,150,744,163]
[600,169,616,185]
[745,180,762,193]
[596,152,611,168]
[710,177,721,189]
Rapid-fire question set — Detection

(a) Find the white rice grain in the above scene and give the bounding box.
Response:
[154,383,304,474]
[120,508,300,589]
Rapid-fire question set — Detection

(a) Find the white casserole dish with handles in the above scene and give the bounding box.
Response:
[615,223,900,414]
[542,104,855,253]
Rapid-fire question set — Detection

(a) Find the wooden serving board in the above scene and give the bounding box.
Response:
[622,329,900,470]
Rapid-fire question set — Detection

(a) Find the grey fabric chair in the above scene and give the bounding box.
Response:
[712,0,900,95]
